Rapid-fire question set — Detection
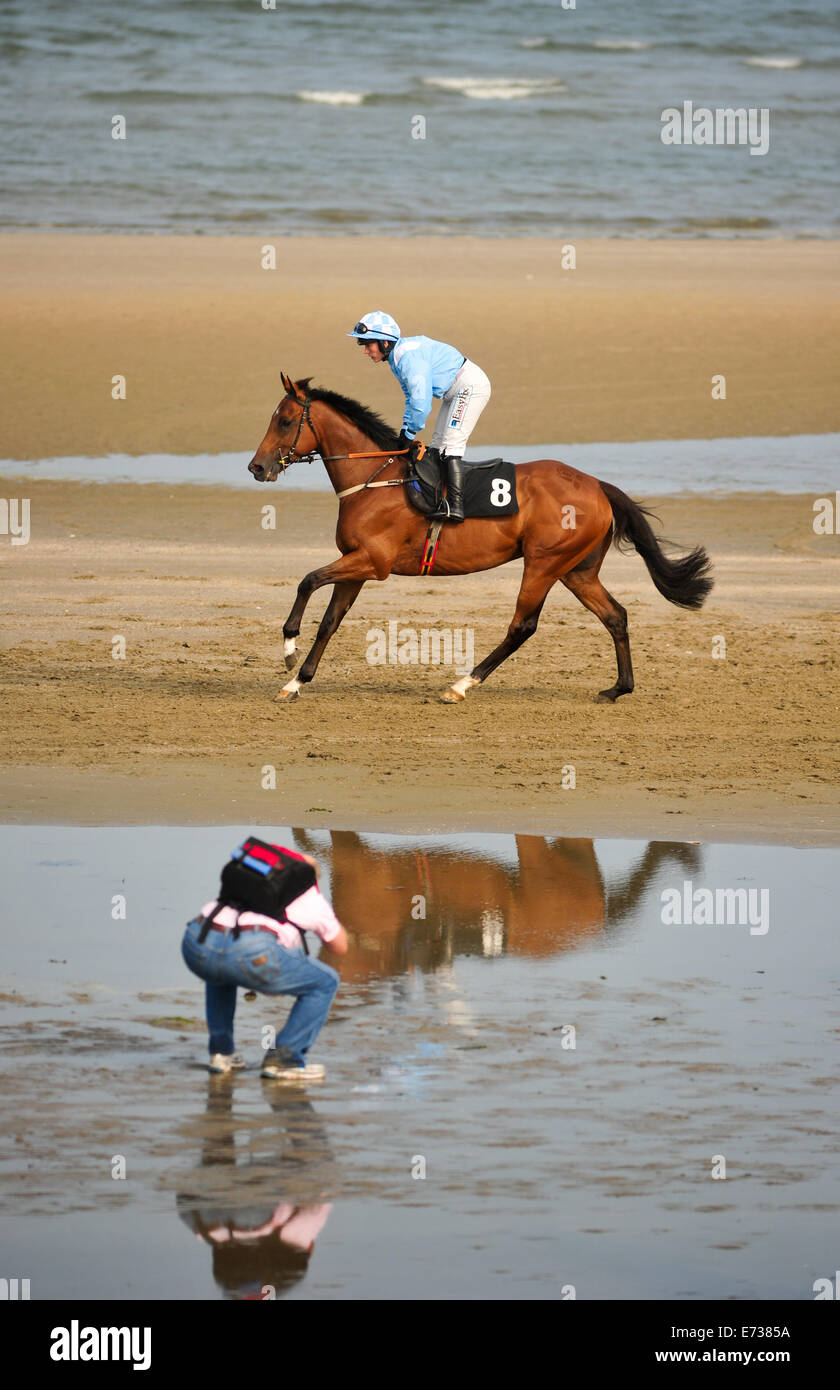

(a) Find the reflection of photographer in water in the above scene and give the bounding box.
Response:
[182,837,348,1082]
[176,1085,337,1300]
[181,1194,332,1299]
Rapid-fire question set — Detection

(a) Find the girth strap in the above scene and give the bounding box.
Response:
[419,520,443,576]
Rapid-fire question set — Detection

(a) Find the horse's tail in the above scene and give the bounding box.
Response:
[597,479,713,610]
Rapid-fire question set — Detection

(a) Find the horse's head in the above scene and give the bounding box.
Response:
[247,373,321,482]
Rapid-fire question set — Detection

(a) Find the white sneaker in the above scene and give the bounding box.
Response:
[208,1052,245,1074]
[260,1056,325,1083]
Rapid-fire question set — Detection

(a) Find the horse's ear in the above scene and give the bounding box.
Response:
[280,371,294,396]
[283,375,307,402]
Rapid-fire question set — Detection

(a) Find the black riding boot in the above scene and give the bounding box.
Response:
[443,455,465,523]
[428,448,450,519]
[431,454,466,522]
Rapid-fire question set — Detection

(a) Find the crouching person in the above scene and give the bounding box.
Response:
[182,838,348,1083]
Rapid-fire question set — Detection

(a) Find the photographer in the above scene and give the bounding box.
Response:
[182,843,348,1083]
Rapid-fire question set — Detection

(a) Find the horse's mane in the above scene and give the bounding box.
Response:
[296,378,401,450]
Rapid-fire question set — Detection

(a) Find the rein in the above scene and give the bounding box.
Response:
[335,455,411,500]
[273,394,422,499]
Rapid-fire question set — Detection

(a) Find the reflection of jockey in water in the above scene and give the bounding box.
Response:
[348,310,491,524]
[176,1080,337,1300]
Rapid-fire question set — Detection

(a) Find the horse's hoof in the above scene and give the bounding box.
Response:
[276,678,301,703]
[284,652,299,671]
[440,674,479,704]
[283,638,298,670]
[596,686,631,703]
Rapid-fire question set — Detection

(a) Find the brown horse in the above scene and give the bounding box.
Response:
[248,374,713,703]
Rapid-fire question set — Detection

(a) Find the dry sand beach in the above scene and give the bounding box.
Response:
[1,235,839,458]
[2,481,838,842]
[1,235,838,839]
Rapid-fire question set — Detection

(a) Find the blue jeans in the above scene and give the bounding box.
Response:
[182,919,339,1066]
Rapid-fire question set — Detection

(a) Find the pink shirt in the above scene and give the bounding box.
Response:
[200,884,342,951]
[205,1203,332,1250]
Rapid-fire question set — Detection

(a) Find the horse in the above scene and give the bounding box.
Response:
[247,374,713,703]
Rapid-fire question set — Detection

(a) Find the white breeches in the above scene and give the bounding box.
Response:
[428,360,491,457]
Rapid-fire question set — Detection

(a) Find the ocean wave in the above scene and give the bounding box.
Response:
[518,37,549,49]
[422,76,565,100]
[296,89,369,105]
[743,55,804,69]
[593,39,651,51]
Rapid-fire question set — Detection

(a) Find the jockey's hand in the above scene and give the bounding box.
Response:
[398,431,423,462]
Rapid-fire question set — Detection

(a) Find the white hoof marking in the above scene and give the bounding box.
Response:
[441,674,479,703]
[276,677,302,702]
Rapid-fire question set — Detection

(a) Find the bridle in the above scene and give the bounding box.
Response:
[271,394,325,472]
[268,394,420,498]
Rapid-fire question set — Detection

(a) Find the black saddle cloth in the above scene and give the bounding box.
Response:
[407,455,519,519]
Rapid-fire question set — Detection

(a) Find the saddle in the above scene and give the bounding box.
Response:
[407,452,519,519]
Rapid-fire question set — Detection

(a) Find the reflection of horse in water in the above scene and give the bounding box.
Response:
[293,830,700,981]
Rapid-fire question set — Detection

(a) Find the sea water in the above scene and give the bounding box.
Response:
[0,826,837,1300]
[2,434,838,495]
[1,0,838,237]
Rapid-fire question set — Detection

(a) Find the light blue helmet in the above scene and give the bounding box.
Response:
[347,310,401,342]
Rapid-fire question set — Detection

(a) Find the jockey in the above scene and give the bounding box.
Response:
[347,310,491,524]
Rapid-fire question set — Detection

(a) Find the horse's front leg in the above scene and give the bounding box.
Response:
[281,569,326,671]
[277,579,365,701]
[280,546,381,670]
[277,550,381,700]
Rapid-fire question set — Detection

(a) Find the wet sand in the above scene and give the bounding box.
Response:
[1,482,838,842]
[1,235,838,459]
[1,828,837,1300]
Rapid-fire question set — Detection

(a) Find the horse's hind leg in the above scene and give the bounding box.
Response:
[440,562,557,703]
[561,538,634,703]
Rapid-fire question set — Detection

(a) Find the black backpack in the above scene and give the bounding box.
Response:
[196,837,316,951]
